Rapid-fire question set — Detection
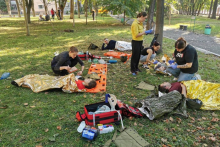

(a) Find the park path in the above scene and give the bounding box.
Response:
[110,15,220,57]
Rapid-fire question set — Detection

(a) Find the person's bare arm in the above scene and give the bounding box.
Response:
[180,83,187,98]
[145,49,153,64]
[177,62,192,69]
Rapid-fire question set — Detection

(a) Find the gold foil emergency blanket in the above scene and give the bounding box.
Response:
[182,80,220,110]
[14,73,84,93]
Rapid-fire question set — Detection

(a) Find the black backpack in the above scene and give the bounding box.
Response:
[88,43,99,50]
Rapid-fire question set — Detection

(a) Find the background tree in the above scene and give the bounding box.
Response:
[99,0,145,25]
[25,0,32,23]
[72,0,75,26]
[15,0,21,17]
[5,0,11,16]
[70,0,73,18]
[0,0,7,13]
[58,0,67,19]
[93,0,98,16]
[155,0,164,53]
[32,0,35,16]
[43,0,48,14]
[77,0,80,18]
[208,0,213,17]
[22,0,30,35]
[211,0,218,19]
[146,0,156,30]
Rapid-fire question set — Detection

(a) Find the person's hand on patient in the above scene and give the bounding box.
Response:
[69,66,78,73]
[77,71,82,76]
[65,66,71,71]
[169,63,178,69]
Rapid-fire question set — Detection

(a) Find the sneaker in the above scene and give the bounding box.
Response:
[132,72,137,76]
[195,74,201,80]
[142,64,149,69]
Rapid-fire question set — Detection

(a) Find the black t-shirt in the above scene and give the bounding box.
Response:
[51,51,84,71]
[141,47,155,55]
[174,44,198,74]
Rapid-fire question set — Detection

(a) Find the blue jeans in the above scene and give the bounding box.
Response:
[166,67,197,82]
[140,53,156,62]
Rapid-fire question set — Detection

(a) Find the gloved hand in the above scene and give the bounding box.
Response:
[168,60,175,65]
[153,60,158,64]
[170,64,178,69]
[145,29,153,35]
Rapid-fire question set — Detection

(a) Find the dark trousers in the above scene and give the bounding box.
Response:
[130,40,143,72]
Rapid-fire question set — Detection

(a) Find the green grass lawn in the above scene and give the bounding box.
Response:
[0,15,220,147]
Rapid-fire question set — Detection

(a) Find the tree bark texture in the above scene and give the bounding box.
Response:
[59,0,67,19]
[55,0,57,12]
[85,0,87,24]
[146,0,156,30]
[25,0,32,23]
[77,0,80,18]
[155,0,164,53]
[208,0,213,18]
[15,0,21,17]
[5,0,11,16]
[70,0,73,19]
[32,0,35,17]
[72,0,75,27]
[43,0,48,14]
[137,91,187,120]
[22,0,30,35]
[211,0,218,19]
[94,0,98,16]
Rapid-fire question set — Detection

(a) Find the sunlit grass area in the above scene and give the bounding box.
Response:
[0,14,220,146]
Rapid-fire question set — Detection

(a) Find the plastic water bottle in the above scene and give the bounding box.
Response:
[0,72,10,80]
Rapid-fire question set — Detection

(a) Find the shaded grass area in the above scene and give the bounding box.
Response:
[0,15,220,146]
[164,14,220,37]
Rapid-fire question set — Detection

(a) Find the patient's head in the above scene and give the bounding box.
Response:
[154,64,166,71]
[83,79,97,89]
[158,82,171,93]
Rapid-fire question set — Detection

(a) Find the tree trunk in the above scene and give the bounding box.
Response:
[55,0,57,12]
[70,0,73,19]
[191,0,195,15]
[208,0,213,18]
[22,0,30,35]
[155,0,164,53]
[32,0,35,17]
[5,0,11,16]
[85,0,87,24]
[77,0,80,18]
[168,7,171,25]
[94,0,98,16]
[147,0,156,30]
[25,0,32,23]
[59,0,67,20]
[15,0,21,17]
[211,0,218,19]
[72,0,75,27]
[43,0,48,14]
[123,10,125,25]
[197,3,203,16]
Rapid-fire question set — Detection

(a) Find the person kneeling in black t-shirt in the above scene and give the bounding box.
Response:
[166,37,200,82]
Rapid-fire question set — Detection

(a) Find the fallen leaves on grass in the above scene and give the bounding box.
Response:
[169,117,173,122]
[45,128,49,132]
[161,138,167,143]
[211,117,219,122]
[83,95,86,98]
[30,106,36,108]
[212,112,217,117]
[134,122,137,126]
[36,145,43,147]
[73,100,76,103]
[24,103,28,106]
[176,118,182,124]
[209,137,216,142]
[57,126,62,130]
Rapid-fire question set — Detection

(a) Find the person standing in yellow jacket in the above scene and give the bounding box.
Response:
[131,12,148,75]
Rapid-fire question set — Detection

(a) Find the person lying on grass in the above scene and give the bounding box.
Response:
[102,38,116,50]
[158,80,220,110]
[11,73,97,93]
[51,46,84,76]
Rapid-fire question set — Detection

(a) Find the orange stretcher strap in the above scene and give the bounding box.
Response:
[86,64,107,93]
[104,51,132,60]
